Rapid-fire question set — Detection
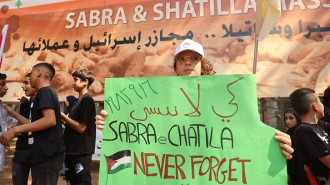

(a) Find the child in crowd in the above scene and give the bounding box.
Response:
[60,69,96,185]
[289,88,330,185]
[284,109,303,185]
[60,95,77,178]
[0,72,18,172]
[64,95,77,116]
[4,73,37,185]
[0,63,65,185]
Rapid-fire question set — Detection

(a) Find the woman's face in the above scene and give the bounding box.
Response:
[175,50,202,76]
[285,113,298,128]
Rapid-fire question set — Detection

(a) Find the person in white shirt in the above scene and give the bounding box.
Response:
[0,72,18,171]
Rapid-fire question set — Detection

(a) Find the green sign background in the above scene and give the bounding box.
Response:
[99,74,286,185]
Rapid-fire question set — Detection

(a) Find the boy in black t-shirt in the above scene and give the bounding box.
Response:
[60,69,96,185]
[290,88,330,185]
[0,63,65,185]
[4,73,37,185]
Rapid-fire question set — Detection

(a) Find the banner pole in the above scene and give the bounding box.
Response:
[0,24,9,69]
[253,35,258,74]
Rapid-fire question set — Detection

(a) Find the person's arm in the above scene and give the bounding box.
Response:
[6,114,19,127]
[0,108,56,146]
[319,155,330,168]
[275,131,294,159]
[95,109,108,131]
[61,112,87,134]
[1,104,20,126]
[3,104,29,125]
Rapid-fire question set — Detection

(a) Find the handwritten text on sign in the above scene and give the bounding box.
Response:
[99,75,286,185]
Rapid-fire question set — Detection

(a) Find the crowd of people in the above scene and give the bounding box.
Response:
[283,86,330,185]
[0,38,328,185]
[0,64,96,185]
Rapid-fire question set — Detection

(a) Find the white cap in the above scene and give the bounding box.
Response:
[175,39,204,57]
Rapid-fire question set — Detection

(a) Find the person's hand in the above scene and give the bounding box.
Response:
[0,128,18,147]
[95,110,108,131]
[60,112,66,118]
[2,104,15,117]
[19,96,28,104]
[275,131,294,159]
[60,112,67,125]
[5,145,15,152]
[61,118,66,125]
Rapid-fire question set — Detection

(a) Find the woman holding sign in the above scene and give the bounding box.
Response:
[95,39,294,159]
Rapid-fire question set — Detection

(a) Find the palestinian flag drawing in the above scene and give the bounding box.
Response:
[105,150,131,174]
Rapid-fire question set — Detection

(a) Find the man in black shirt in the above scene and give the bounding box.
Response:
[290,88,330,185]
[61,69,96,185]
[0,62,65,185]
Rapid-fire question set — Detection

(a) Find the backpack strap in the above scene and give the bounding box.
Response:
[304,164,318,185]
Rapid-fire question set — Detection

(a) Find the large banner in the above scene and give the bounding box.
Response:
[100,74,286,185]
[0,0,329,101]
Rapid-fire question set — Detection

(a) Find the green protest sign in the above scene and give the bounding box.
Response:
[99,74,286,185]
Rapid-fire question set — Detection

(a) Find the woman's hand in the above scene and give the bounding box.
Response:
[95,110,108,131]
[275,131,294,159]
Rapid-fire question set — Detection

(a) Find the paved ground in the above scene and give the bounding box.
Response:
[0,139,100,185]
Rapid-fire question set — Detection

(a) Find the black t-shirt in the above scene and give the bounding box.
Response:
[13,100,31,163]
[287,127,304,184]
[29,86,65,164]
[15,100,31,151]
[294,121,330,185]
[64,93,96,155]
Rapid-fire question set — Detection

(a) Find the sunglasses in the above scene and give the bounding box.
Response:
[176,54,202,64]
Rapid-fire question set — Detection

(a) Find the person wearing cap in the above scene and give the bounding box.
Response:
[95,39,294,159]
[173,39,215,76]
